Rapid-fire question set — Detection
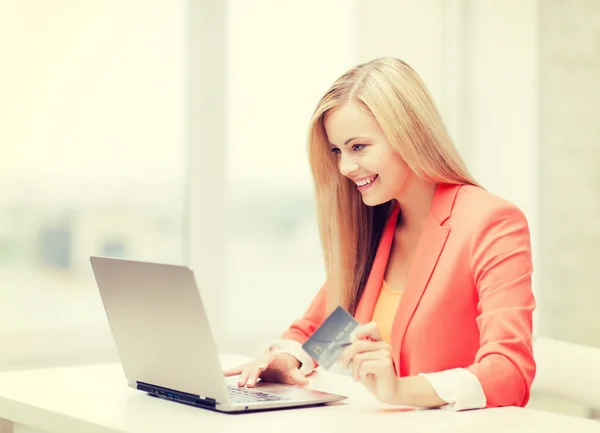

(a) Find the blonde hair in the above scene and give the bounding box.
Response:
[307,57,478,315]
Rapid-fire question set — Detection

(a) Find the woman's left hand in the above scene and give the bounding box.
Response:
[338,321,401,405]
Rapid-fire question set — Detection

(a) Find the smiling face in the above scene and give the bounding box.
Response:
[323,100,414,206]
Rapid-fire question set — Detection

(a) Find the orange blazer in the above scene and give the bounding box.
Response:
[281,183,536,408]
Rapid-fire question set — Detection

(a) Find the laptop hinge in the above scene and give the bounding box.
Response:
[137,381,217,408]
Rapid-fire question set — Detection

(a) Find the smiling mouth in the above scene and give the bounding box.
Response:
[354,174,378,190]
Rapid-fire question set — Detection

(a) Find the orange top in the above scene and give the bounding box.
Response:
[371,280,403,345]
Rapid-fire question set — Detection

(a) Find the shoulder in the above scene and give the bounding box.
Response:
[452,186,534,290]
[450,184,530,231]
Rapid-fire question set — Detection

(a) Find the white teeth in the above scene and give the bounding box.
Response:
[356,176,376,186]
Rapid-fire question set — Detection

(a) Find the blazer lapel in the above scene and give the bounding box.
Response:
[354,204,400,324]
[390,184,460,375]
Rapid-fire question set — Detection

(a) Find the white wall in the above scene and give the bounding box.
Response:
[186,0,228,345]
[463,0,539,223]
[354,0,445,110]
[537,0,600,346]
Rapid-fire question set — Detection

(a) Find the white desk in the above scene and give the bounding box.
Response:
[0,355,599,433]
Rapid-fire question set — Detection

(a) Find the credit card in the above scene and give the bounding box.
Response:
[302,306,359,369]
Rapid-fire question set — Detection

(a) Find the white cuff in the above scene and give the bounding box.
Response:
[419,368,486,411]
[267,340,316,376]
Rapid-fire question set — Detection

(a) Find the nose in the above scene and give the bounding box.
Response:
[338,153,359,178]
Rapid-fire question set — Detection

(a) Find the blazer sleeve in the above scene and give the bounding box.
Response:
[279,284,328,344]
[467,200,536,408]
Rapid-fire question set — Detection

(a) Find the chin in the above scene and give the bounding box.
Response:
[360,194,388,207]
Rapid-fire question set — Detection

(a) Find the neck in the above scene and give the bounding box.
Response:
[394,180,437,232]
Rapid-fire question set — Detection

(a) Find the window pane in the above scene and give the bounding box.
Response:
[225,0,355,352]
[0,1,186,367]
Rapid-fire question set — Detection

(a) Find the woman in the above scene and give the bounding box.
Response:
[224,57,536,411]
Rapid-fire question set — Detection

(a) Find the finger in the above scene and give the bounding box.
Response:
[340,340,383,368]
[245,361,270,388]
[339,340,389,368]
[351,351,383,382]
[281,368,309,387]
[357,359,388,381]
[351,321,382,342]
[235,354,270,385]
[237,364,253,387]
[240,353,273,387]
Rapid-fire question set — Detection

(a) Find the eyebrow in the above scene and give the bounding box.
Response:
[328,136,369,147]
[344,136,367,146]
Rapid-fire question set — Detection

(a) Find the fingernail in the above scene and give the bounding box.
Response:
[350,334,357,342]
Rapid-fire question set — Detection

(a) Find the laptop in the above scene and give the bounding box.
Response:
[89,256,347,413]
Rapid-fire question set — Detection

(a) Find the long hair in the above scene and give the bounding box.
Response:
[307,57,479,315]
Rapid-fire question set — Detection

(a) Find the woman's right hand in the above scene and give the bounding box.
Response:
[223,352,309,388]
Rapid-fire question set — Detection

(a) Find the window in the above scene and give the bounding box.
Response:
[223,0,356,352]
[0,1,187,368]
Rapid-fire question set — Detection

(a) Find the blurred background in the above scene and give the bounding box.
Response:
[0,0,598,419]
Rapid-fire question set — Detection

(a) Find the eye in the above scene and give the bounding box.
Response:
[352,144,366,152]
[330,147,341,155]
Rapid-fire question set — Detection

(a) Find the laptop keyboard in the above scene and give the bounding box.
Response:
[227,385,286,403]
